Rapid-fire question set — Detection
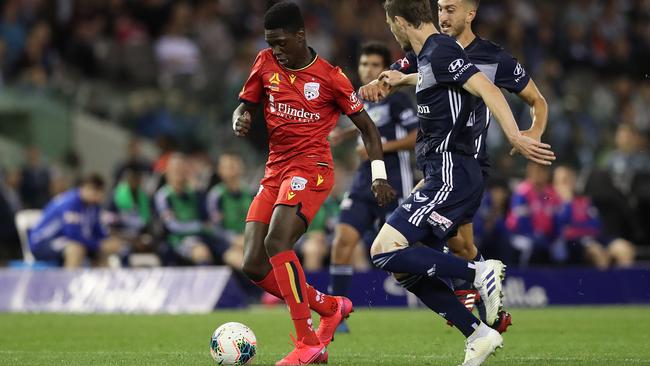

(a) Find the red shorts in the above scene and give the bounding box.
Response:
[246,161,334,225]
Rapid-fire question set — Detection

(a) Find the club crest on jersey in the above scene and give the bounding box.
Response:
[304,82,320,101]
[413,191,429,203]
[448,58,465,73]
[290,176,308,191]
[427,211,453,230]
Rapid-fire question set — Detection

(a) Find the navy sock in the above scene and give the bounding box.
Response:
[329,264,354,296]
[399,275,480,337]
[452,251,484,290]
[372,246,476,282]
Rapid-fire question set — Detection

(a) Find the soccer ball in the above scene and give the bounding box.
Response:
[209,322,257,365]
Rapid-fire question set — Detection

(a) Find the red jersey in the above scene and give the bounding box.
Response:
[239,48,364,172]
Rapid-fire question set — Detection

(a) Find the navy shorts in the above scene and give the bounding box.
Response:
[339,191,400,240]
[387,153,484,246]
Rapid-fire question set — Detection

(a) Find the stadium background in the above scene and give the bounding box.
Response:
[0,0,649,365]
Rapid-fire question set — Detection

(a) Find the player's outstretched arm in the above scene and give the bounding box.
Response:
[463,72,555,166]
[348,110,397,206]
[232,102,259,137]
[379,70,418,88]
[509,79,549,155]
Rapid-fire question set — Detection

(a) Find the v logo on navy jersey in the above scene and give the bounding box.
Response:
[448,58,465,73]
[413,191,429,203]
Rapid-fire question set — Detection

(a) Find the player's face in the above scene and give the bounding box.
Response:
[438,0,469,37]
[264,28,304,68]
[386,14,413,52]
[80,186,106,205]
[358,54,385,85]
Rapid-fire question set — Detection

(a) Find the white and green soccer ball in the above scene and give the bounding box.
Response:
[209,322,257,365]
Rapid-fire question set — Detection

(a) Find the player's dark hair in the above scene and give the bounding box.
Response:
[360,41,392,69]
[264,1,304,33]
[384,0,434,28]
[81,173,106,190]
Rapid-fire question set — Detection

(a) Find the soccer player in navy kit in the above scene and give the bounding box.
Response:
[328,42,418,333]
[380,0,550,331]
[367,1,555,365]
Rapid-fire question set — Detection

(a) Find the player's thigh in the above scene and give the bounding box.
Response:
[264,164,334,256]
[264,204,309,256]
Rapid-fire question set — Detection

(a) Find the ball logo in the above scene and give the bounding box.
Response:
[304,82,320,101]
[448,58,465,73]
[514,63,524,76]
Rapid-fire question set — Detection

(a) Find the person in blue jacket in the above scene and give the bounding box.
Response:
[29,174,122,267]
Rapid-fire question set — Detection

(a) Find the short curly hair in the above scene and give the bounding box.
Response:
[264,1,305,33]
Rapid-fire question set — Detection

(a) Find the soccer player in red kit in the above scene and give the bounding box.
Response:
[232,2,395,365]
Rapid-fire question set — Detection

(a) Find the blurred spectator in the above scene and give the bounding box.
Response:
[605,123,650,195]
[0,0,27,68]
[0,168,21,262]
[553,165,635,269]
[154,2,203,89]
[112,138,152,185]
[473,178,514,265]
[206,153,252,268]
[19,146,51,209]
[506,163,559,266]
[28,174,124,268]
[154,154,224,265]
[105,162,154,254]
[10,20,55,87]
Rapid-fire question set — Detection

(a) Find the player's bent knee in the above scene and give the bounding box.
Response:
[370,224,409,257]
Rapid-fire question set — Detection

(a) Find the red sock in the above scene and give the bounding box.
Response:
[306,285,338,317]
[253,271,282,298]
[269,250,319,346]
[253,271,338,317]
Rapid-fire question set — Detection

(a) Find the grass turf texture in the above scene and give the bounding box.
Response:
[1,306,649,366]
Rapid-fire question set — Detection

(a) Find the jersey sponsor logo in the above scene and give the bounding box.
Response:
[402,203,412,212]
[417,105,431,114]
[413,191,429,203]
[448,58,465,73]
[427,211,453,230]
[304,82,320,100]
[316,174,324,186]
[290,176,308,191]
[271,99,321,122]
[452,62,474,81]
[349,91,362,111]
[287,191,296,200]
[514,63,524,76]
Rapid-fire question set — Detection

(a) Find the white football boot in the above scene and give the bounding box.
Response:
[461,323,504,366]
[472,260,506,326]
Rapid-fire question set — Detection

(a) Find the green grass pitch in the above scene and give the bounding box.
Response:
[1,306,649,365]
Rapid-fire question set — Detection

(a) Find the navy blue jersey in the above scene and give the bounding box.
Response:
[392,37,531,172]
[412,34,480,171]
[465,37,530,171]
[349,91,418,199]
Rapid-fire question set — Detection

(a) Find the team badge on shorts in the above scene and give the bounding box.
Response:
[290,176,308,191]
[413,191,429,203]
[304,82,320,101]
